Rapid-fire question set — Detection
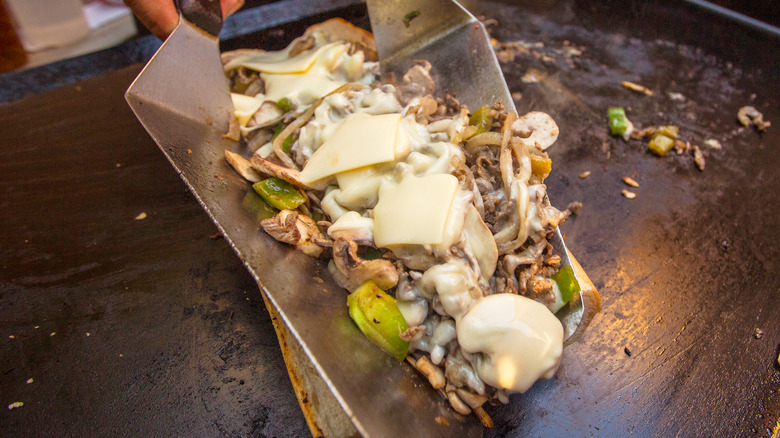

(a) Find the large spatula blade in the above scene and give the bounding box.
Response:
[126,11,483,438]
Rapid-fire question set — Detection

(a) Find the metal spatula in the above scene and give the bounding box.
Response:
[125,0,598,436]
[126,2,481,436]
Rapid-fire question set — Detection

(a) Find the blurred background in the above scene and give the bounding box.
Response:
[0,0,778,74]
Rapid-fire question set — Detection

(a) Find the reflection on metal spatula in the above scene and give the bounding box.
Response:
[365,0,601,344]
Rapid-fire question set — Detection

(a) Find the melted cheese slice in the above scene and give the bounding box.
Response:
[223,42,340,74]
[230,93,265,126]
[261,72,343,105]
[373,174,458,247]
[300,113,409,185]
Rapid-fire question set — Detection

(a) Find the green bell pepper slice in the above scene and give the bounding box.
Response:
[468,106,493,138]
[275,97,294,112]
[242,190,278,222]
[552,265,581,305]
[252,177,306,210]
[347,281,409,361]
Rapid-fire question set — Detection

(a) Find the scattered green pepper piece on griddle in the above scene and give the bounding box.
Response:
[242,190,278,222]
[552,265,581,305]
[607,107,629,136]
[648,135,674,156]
[252,177,306,210]
[468,106,493,138]
[275,97,294,112]
[347,280,409,361]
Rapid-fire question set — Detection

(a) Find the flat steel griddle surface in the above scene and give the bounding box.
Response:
[2,0,779,436]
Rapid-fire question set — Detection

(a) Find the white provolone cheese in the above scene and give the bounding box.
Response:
[300,113,409,185]
[260,72,343,106]
[373,173,458,247]
[223,42,340,74]
[457,294,564,393]
[231,93,265,126]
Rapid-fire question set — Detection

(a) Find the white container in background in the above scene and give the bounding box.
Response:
[5,0,89,52]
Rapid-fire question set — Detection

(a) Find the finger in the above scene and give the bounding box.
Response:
[124,0,178,40]
[221,0,245,17]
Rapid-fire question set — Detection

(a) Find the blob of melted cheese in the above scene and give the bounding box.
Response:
[457,293,563,393]
[372,173,458,248]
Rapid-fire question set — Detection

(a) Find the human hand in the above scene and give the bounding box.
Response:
[124,0,244,40]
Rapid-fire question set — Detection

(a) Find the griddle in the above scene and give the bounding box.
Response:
[1,0,779,436]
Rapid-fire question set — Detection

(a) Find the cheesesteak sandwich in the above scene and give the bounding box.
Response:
[221,18,584,427]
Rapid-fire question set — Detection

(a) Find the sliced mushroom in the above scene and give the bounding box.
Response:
[512,111,559,150]
[329,237,399,291]
[250,154,305,188]
[288,34,315,57]
[304,17,377,61]
[225,150,264,183]
[261,210,331,258]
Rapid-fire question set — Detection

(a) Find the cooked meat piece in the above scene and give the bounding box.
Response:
[529,276,556,302]
[693,145,705,171]
[399,325,427,342]
[737,105,771,131]
[396,61,436,104]
[444,349,486,395]
[566,201,583,215]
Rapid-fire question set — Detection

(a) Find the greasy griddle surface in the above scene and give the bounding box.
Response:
[478,1,780,436]
[1,0,779,436]
[0,66,310,436]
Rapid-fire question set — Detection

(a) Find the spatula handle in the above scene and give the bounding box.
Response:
[177,0,223,37]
